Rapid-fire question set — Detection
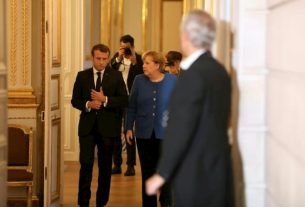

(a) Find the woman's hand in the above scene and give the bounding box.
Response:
[125,130,134,145]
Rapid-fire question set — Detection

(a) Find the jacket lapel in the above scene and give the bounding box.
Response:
[101,66,110,87]
[88,68,95,90]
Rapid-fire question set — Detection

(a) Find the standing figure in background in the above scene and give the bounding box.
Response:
[146,10,235,207]
[125,51,177,207]
[110,34,143,176]
[164,51,182,76]
[71,44,128,207]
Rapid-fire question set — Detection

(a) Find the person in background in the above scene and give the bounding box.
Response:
[71,44,128,207]
[110,34,143,176]
[125,51,177,207]
[146,10,235,207]
[164,51,182,76]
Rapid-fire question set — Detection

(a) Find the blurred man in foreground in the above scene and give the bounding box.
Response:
[146,10,234,207]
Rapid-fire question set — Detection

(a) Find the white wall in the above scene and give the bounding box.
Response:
[266,0,305,206]
[232,0,268,206]
[62,0,83,161]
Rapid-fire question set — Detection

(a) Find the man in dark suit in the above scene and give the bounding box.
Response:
[71,44,128,207]
[146,10,235,207]
[110,34,143,176]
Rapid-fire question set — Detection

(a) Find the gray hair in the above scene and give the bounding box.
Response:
[181,10,216,49]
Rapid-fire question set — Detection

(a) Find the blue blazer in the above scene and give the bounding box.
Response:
[126,73,177,139]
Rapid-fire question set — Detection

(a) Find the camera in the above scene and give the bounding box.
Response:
[124,47,132,56]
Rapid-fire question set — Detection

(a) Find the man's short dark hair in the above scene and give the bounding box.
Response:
[166,51,182,62]
[91,44,110,57]
[120,34,134,47]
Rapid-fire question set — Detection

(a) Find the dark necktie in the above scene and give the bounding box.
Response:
[96,71,102,91]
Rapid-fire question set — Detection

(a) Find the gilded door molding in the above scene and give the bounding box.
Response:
[8,0,36,105]
[52,0,61,67]
[142,0,148,51]
[9,0,17,86]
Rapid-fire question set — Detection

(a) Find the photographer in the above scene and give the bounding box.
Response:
[164,51,182,76]
[110,34,143,176]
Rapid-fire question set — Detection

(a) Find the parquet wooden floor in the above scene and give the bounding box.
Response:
[62,154,161,207]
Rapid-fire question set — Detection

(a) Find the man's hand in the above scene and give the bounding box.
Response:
[130,48,137,65]
[125,130,134,145]
[91,89,106,103]
[146,174,166,195]
[87,100,102,110]
[117,46,125,62]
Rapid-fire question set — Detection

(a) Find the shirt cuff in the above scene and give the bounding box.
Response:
[116,57,121,63]
[103,96,108,107]
[85,101,91,112]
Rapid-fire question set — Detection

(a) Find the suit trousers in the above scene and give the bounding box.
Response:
[112,114,136,167]
[136,132,172,207]
[78,121,114,206]
[112,135,136,166]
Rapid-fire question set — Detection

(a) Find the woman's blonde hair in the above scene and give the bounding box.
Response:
[142,51,165,71]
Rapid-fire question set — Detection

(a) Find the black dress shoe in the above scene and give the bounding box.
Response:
[124,166,135,176]
[111,166,122,174]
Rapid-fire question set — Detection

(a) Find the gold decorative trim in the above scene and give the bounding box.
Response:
[142,0,148,52]
[52,0,61,67]
[118,0,124,37]
[85,0,94,60]
[183,0,188,14]
[8,98,37,104]
[41,0,46,114]
[8,89,36,104]
[100,0,112,46]
[9,0,17,86]
[8,104,39,108]
[8,88,35,96]
[90,0,93,50]
[195,0,204,9]
[107,0,111,45]
[22,0,29,85]
[161,0,183,51]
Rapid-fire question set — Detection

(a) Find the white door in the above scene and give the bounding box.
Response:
[43,0,63,206]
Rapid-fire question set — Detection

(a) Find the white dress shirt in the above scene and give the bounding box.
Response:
[180,49,206,70]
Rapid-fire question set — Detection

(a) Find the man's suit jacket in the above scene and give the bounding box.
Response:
[110,53,143,92]
[71,67,128,138]
[157,51,234,207]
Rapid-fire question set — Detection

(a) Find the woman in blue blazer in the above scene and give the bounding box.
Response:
[125,51,176,207]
